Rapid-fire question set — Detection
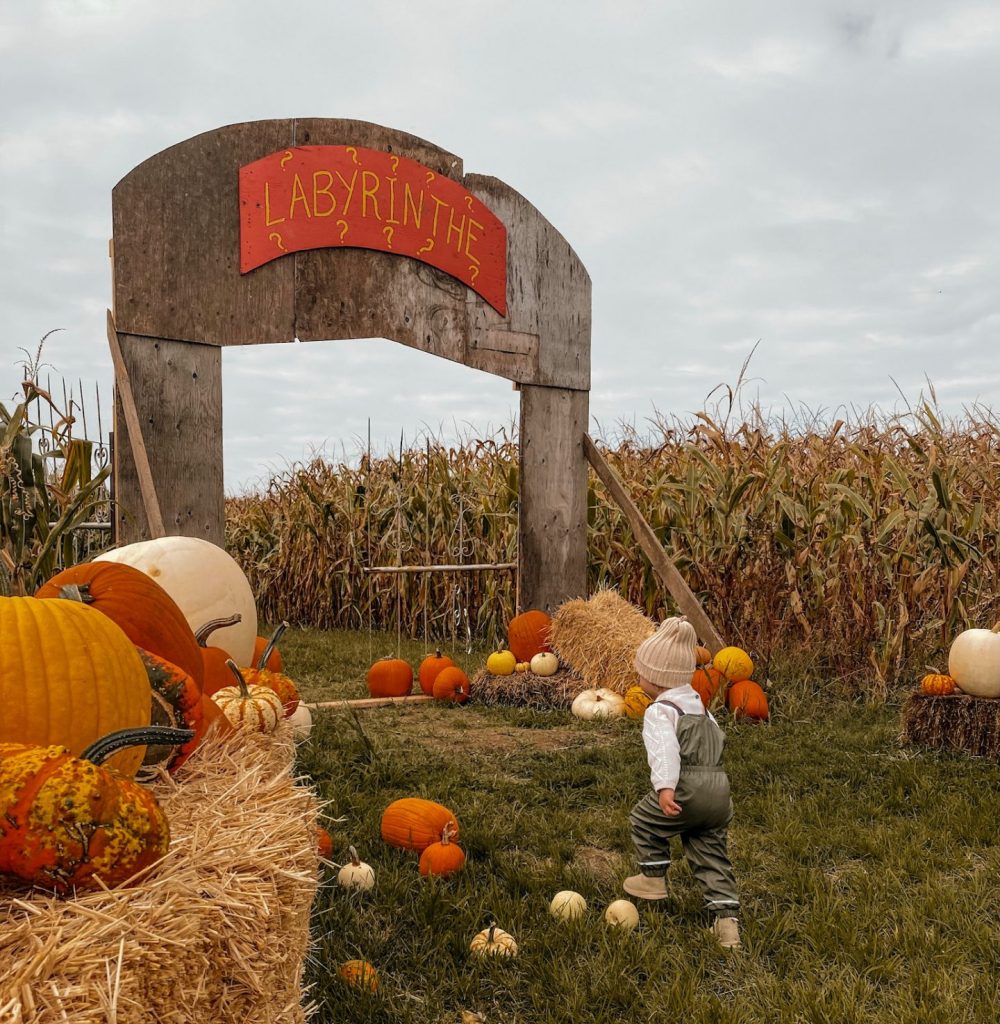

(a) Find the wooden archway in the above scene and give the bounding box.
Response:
[110,119,591,613]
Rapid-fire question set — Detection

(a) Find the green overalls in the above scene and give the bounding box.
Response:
[629,700,740,916]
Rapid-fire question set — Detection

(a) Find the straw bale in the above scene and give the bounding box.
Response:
[0,724,321,1024]
[549,589,656,694]
[471,666,590,710]
[901,692,1000,762]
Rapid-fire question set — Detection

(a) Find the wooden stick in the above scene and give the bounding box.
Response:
[307,694,435,710]
[582,433,726,653]
[362,562,516,574]
[106,310,165,538]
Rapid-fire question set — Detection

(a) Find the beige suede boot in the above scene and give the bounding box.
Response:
[711,916,741,949]
[622,873,668,900]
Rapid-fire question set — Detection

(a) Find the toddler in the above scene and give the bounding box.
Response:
[623,616,742,949]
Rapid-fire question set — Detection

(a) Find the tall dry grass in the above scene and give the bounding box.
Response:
[226,396,1000,695]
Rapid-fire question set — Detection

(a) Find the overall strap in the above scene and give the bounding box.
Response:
[659,699,686,716]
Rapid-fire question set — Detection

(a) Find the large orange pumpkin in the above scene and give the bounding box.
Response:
[432,666,470,704]
[36,562,205,690]
[380,798,460,852]
[507,610,553,662]
[726,679,769,721]
[0,597,152,776]
[690,666,725,709]
[367,657,413,698]
[417,649,455,695]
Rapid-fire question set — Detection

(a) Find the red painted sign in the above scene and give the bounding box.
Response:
[239,145,507,315]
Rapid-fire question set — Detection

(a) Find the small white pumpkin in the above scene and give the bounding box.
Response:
[212,661,283,733]
[947,624,1000,698]
[337,845,376,891]
[288,702,313,741]
[549,890,587,920]
[571,688,626,720]
[97,536,258,665]
[604,899,640,931]
[530,652,559,677]
[469,923,518,958]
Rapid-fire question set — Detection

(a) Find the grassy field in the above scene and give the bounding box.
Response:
[281,626,1000,1024]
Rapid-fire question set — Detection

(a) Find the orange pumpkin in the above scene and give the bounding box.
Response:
[920,673,957,696]
[380,798,460,852]
[197,614,244,695]
[316,826,333,859]
[725,679,769,721]
[367,657,413,698]
[418,821,465,878]
[432,666,470,704]
[417,649,455,695]
[339,959,378,992]
[691,666,725,708]
[241,666,300,717]
[253,621,287,673]
[36,562,205,690]
[507,609,553,662]
[695,645,712,666]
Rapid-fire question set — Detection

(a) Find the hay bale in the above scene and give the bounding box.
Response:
[549,589,656,694]
[0,725,321,1024]
[472,667,590,710]
[901,692,1000,761]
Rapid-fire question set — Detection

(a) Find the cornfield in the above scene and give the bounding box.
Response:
[226,396,1000,696]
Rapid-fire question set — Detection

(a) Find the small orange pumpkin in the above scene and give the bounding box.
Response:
[197,614,244,696]
[339,959,378,992]
[380,798,460,852]
[725,679,769,721]
[418,821,465,878]
[417,649,455,695]
[920,673,957,696]
[507,609,553,662]
[432,666,470,704]
[691,666,725,708]
[316,826,333,859]
[241,666,300,717]
[695,645,712,666]
[253,622,287,673]
[367,657,414,698]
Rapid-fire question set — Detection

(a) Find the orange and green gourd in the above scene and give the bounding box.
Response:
[138,649,205,773]
[0,725,191,894]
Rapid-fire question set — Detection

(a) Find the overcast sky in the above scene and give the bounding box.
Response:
[2,1,998,491]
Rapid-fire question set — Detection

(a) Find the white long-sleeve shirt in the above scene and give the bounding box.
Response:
[642,683,717,792]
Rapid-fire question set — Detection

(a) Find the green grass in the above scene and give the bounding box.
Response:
[279,627,1000,1024]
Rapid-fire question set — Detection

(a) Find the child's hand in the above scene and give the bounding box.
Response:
[658,788,682,816]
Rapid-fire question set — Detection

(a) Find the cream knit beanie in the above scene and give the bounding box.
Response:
[634,616,697,689]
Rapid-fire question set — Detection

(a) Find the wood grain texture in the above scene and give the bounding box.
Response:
[113,335,224,545]
[582,433,726,652]
[518,386,590,614]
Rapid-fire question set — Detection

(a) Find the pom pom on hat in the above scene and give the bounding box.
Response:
[634,616,697,688]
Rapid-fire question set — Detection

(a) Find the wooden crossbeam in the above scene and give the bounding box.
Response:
[307,694,435,711]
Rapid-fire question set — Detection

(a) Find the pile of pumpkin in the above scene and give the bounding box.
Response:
[0,536,306,896]
[367,650,472,703]
[571,643,769,722]
[917,623,1000,699]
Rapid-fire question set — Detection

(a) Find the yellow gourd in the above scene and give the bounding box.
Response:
[623,685,652,719]
[486,650,517,676]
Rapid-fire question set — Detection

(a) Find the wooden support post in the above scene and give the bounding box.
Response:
[106,310,165,539]
[582,433,726,653]
[308,694,435,711]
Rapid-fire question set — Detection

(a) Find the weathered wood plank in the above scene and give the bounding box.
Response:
[113,336,224,544]
[309,694,435,711]
[518,386,590,613]
[582,433,726,652]
[106,311,165,538]
[113,119,296,346]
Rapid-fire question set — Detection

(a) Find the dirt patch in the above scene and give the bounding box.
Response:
[573,845,627,879]
[394,710,589,755]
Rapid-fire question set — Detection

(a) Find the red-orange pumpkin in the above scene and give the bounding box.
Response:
[36,562,205,690]
[417,649,455,695]
[725,679,769,721]
[691,666,725,708]
[418,821,465,878]
[380,798,460,852]
[241,666,300,717]
[507,610,553,662]
[695,645,712,666]
[197,615,243,696]
[432,666,470,704]
[367,658,413,698]
[920,673,957,696]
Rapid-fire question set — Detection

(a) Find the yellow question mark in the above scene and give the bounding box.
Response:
[280,150,293,169]
[269,232,287,251]
[465,196,474,211]
[346,146,359,165]
[417,238,434,255]
[389,155,399,173]
[468,265,480,284]
[336,220,349,241]
[425,170,435,185]
[383,226,394,249]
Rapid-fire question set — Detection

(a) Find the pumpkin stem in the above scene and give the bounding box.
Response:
[195,614,243,647]
[225,659,251,699]
[349,844,361,867]
[256,621,289,669]
[58,582,94,604]
[80,726,195,766]
[488,923,496,943]
[441,821,456,845]
[992,622,1000,634]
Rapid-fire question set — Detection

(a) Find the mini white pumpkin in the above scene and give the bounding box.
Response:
[288,702,313,741]
[550,890,587,920]
[212,661,283,733]
[469,923,518,957]
[571,688,626,720]
[604,899,640,931]
[337,845,376,891]
[97,536,258,665]
[947,624,1000,698]
[530,652,559,677]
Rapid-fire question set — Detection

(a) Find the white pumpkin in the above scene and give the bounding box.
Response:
[288,702,313,741]
[571,688,626,720]
[337,845,376,891]
[530,652,559,677]
[550,890,587,920]
[948,625,1000,698]
[97,536,257,665]
[604,899,640,931]
[469,924,518,958]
